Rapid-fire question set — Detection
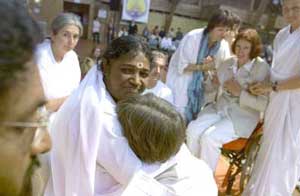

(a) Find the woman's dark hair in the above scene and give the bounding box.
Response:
[232,28,262,59]
[117,94,186,163]
[101,35,153,70]
[204,9,232,34]
[0,0,42,92]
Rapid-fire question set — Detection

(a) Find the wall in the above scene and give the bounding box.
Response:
[134,11,207,34]
[28,0,63,36]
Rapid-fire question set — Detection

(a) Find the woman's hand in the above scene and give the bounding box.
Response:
[248,82,272,96]
[223,78,242,97]
[183,56,215,73]
[202,56,215,71]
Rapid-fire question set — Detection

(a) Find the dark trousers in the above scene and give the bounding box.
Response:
[93,32,100,44]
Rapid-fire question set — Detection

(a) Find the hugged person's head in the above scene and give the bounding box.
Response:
[117,94,186,163]
[101,35,153,102]
[0,0,50,195]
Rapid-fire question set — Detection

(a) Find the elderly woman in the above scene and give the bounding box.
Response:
[33,12,82,196]
[36,13,82,113]
[166,9,232,123]
[186,29,269,171]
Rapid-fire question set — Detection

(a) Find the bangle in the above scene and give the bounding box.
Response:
[272,81,278,91]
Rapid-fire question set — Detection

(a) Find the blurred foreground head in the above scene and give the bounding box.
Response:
[0,0,51,195]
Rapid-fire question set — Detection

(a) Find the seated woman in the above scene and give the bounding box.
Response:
[186,29,270,171]
[117,93,218,195]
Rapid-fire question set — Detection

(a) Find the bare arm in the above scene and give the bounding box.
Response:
[183,62,216,73]
[249,76,300,95]
[45,96,68,112]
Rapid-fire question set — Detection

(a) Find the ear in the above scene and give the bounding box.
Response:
[50,31,56,40]
[101,58,110,76]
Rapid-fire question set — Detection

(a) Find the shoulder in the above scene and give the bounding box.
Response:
[36,39,51,57]
[158,81,172,93]
[254,57,269,67]
[253,57,269,72]
[274,26,290,41]
[184,28,204,38]
[179,28,204,47]
[65,50,79,62]
[35,39,53,67]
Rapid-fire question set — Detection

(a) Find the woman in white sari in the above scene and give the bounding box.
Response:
[243,0,300,195]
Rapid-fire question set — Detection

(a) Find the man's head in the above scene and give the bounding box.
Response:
[101,35,153,102]
[117,94,186,163]
[206,9,232,42]
[0,1,50,195]
[147,51,168,88]
[282,0,300,30]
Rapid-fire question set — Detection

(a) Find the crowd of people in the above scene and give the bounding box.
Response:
[1,0,300,196]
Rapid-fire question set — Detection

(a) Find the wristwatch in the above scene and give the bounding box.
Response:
[272,81,278,91]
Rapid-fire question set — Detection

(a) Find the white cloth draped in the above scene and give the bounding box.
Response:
[45,66,217,196]
[36,39,81,100]
[243,25,300,196]
[143,80,174,105]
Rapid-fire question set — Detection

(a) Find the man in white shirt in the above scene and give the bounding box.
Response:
[144,51,174,104]
[93,17,101,44]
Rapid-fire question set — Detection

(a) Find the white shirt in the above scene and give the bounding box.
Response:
[93,20,101,33]
[160,37,174,50]
[143,80,174,105]
[36,39,81,100]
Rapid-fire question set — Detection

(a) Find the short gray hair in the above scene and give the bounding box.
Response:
[51,12,83,36]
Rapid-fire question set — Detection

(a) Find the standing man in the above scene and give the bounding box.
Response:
[243,0,300,195]
[93,17,101,44]
[128,20,138,35]
[166,9,232,123]
[0,0,51,195]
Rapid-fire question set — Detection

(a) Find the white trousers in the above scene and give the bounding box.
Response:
[186,111,239,171]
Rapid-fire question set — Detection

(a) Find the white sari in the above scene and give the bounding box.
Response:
[45,66,217,196]
[243,25,300,196]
